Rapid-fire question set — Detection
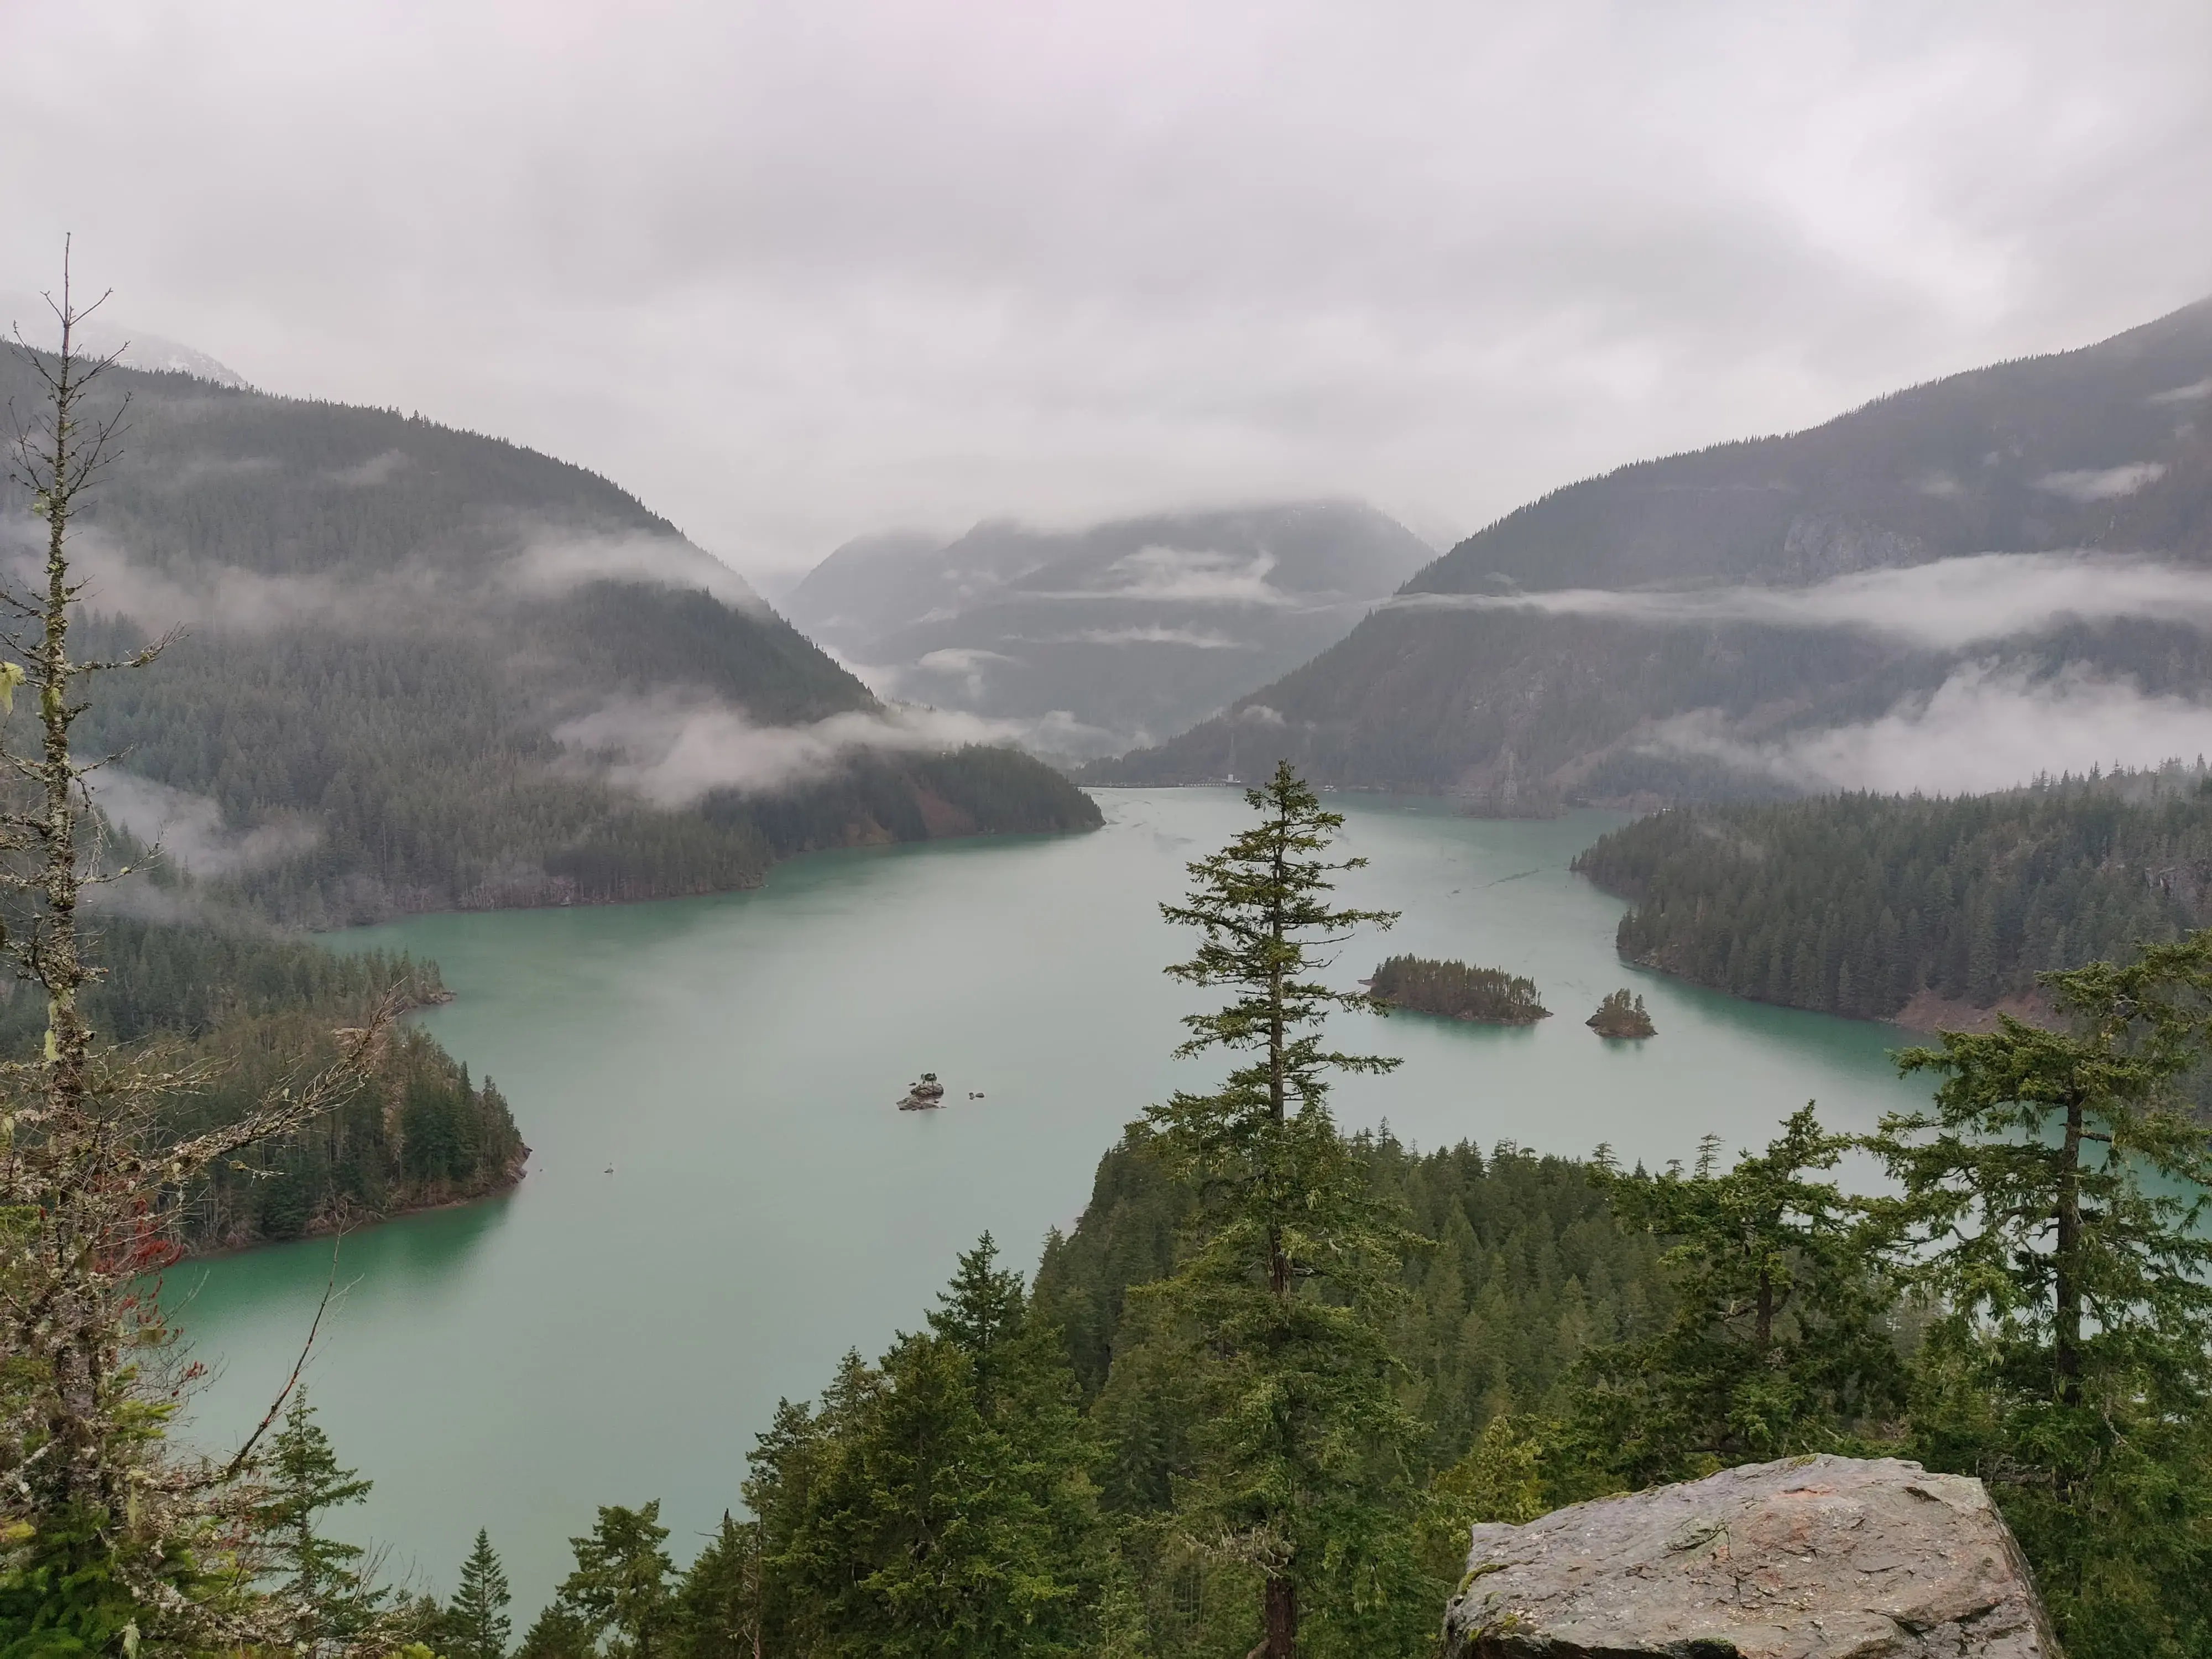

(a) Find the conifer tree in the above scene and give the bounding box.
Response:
[928,1232,1029,1411]
[257,1393,380,1656]
[1140,761,1416,1659]
[556,1503,677,1659]
[517,1601,596,1659]
[754,1241,1104,1658]
[1562,1106,1904,1488]
[671,1512,760,1659]
[448,1527,514,1659]
[0,246,385,1649]
[1871,935,2212,1657]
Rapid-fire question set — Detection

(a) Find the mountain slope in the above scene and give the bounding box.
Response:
[784,502,1434,757]
[1091,298,2212,802]
[0,352,1097,924]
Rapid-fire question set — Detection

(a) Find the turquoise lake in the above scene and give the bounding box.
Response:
[171,789,1928,1609]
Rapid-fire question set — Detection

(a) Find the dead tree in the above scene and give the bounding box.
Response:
[0,241,389,1652]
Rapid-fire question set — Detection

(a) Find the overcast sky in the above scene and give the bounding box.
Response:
[7,1,2211,582]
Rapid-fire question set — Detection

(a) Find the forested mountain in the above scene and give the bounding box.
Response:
[1092,296,2212,803]
[0,350,1097,924]
[782,502,1434,757]
[1572,770,2212,1022]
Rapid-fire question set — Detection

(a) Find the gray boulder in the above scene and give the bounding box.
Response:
[1444,1454,2057,1659]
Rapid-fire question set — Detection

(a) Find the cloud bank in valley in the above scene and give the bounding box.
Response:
[1,515,764,635]
[1047,625,1250,648]
[91,769,321,875]
[553,695,1115,805]
[1390,552,2212,649]
[500,529,765,612]
[2034,463,2166,502]
[1020,547,1314,608]
[1645,663,2212,796]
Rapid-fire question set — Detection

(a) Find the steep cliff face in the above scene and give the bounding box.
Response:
[1444,1455,2056,1659]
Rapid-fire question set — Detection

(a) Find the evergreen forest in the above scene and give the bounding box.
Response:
[1574,776,2212,1020]
[0,907,527,1249]
[1365,955,1549,1023]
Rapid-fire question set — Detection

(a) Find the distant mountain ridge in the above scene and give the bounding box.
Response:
[0,294,251,388]
[0,348,1097,924]
[784,501,1434,757]
[1091,296,2212,802]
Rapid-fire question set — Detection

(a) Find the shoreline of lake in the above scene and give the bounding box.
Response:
[172,790,1929,1612]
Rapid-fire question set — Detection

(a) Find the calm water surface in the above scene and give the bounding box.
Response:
[173,789,1926,1606]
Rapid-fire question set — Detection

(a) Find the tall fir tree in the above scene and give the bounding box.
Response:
[0,246,382,1655]
[1139,760,1421,1659]
[255,1393,380,1656]
[556,1504,677,1659]
[517,1602,596,1659]
[671,1512,761,1659]
[1870,933,2212,1659]
[448,1528,514,1659]
[1560,1105,1905,1489]
[750,1240,1104,1658]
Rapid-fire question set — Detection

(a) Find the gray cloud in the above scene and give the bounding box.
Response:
[551,693,1114,805]
[92,768,321,875]
[328,449,410,487]
[1047,625,1249,648]
[914,647,1016,674]
[1386,553,2212,649]
[1056,547,1300,607]
[499,527,764,612]
[1644,663,2212,796]
[2033,462,2165,502]
[50,529,369,634]
[4,3,2207,579]
[2150,377,2212,406]
[2,514,763,633]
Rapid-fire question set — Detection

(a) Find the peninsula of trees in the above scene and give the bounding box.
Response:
[1367,954,1549,1023]
[1573,775,2212,1021]
[0,909,528,1250]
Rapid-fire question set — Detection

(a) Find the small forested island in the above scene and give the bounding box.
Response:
[1587,987,1657,1037]
[1366,954,1550,1023]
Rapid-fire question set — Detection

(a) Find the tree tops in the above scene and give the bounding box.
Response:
[1366,956,1549,1024]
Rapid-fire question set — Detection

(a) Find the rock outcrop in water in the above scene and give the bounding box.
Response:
[1443,1454,2056,1659]
[897,1073,947,1111]
[1587,987,1656,1039]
